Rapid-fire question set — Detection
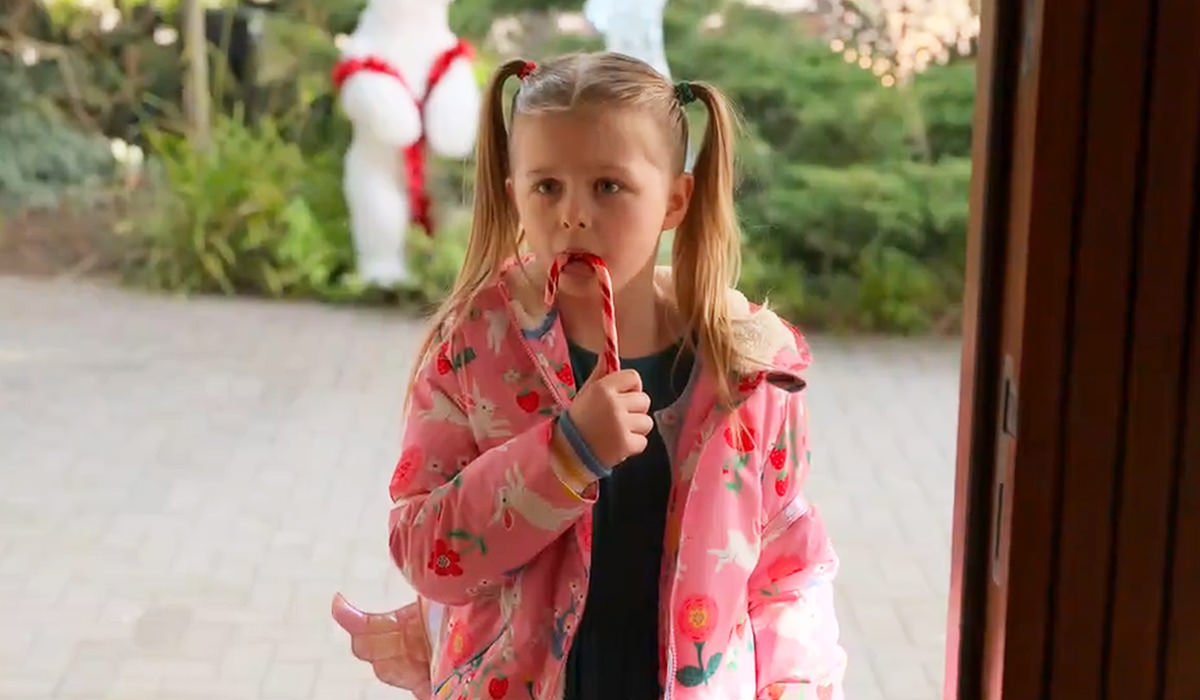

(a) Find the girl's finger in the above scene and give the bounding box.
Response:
[619,391,652,414]
[627,413,654,436]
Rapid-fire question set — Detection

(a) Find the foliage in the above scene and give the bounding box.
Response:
[660,3,974,332]
[912,58,976,161]
[0,63,116,210]
[450,0,580,40]
[119,114,351,298]
[740,159,970,332]
[2,3,185,144]
[669,15,915,165]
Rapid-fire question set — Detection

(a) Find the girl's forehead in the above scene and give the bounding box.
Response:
[509,107,674,172]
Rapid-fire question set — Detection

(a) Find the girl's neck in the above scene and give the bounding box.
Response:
[558,274,678,359]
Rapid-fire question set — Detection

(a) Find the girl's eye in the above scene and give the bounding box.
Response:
[596,179,622,194]
[535,180,559,195]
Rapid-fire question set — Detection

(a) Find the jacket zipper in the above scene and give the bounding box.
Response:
[505,302,583,700]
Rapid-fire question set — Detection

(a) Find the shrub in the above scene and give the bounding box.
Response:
[0,66,116,210]
[659,3,975,332]
[740,158,971,332]
[119,114,355,297]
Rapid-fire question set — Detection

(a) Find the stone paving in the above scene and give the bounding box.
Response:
[0,275,961,700]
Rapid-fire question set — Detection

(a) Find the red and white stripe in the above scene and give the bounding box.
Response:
[544,252,620,375]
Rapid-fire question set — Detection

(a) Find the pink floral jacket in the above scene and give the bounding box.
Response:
[386,264,847,700]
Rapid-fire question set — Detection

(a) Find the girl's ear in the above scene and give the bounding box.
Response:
[662,172,694,232]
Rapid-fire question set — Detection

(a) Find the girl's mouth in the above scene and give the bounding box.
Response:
[562,260,592,276]
[559,250,598,273]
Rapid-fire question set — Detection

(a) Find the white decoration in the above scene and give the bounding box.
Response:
[336,0,480,287]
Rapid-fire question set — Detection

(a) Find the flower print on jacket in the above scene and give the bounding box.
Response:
[429,539,464,577]
[675,595,722,687]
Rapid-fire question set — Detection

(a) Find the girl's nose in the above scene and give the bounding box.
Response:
[560,193,591,230]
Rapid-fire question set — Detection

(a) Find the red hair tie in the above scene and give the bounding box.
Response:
[517,61,537,80]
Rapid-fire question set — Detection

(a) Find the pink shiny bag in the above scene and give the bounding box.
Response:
[331,593,435,699]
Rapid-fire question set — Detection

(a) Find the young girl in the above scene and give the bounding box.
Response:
[333,51,846,700]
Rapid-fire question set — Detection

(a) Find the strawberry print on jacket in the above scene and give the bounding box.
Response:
[387,260,846,700]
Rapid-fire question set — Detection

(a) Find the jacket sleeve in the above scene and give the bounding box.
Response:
[386,332,591,606]
[748,391,847,700]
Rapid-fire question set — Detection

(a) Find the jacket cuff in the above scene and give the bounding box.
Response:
[556,412,612,480]
[550,425,598,499]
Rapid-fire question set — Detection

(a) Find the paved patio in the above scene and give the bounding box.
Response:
[0,275,961,700]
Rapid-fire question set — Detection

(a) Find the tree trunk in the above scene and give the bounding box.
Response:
[182,0,210,149]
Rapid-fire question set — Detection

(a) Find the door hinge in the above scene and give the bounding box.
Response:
[991,355,1017,585]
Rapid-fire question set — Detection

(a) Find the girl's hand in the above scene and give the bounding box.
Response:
[566,363,653,468]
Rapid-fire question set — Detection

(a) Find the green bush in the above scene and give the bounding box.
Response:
[739,158,971,332]
[913,60,976,161]
[657,3,975,332]
[668,8,916,166]
[120,114,360,298]
[0,67,116,210]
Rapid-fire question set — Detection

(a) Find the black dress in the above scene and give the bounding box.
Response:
[563,340,694,700]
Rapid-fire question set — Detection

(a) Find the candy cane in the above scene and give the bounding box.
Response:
[545,252,620,375]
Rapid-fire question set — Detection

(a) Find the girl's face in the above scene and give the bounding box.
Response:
[507,106,693,299]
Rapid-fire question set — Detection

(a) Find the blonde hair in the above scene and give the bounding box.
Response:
[409,52,747,406]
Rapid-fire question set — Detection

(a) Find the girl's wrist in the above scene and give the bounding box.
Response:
[555,412,612,480]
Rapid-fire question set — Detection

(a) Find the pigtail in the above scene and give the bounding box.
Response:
[672,81,745,406]
[405,59,530,405]
[459,58,526,291]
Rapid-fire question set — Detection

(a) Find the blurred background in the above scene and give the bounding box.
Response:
[0,1,976,698]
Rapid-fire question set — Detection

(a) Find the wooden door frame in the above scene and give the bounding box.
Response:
[948,1,1200,698]
[948,0,1095,695]
[943,0,1021,695]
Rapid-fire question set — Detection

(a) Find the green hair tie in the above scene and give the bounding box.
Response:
[674,81,697,105]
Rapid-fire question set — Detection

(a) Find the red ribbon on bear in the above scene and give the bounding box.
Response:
[332,39,474,236]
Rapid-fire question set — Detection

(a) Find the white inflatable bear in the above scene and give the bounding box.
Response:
[584,0,672,78]
[333,0,480,288]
